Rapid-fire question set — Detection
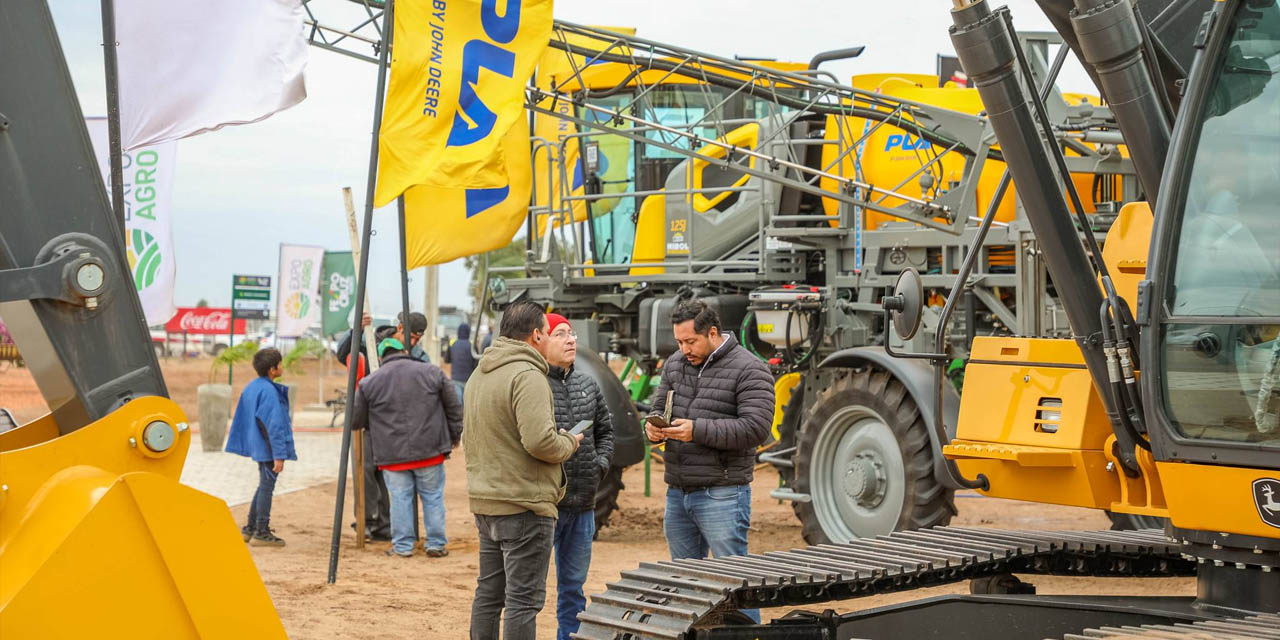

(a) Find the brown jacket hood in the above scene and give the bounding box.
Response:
[463,337,578,518]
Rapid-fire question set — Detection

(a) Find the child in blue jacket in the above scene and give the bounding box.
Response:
[225,348,297,546]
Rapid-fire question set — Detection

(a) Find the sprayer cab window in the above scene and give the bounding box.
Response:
[1162,0,1280,445]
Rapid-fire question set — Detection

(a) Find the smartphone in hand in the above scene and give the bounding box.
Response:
[568,419,592,436]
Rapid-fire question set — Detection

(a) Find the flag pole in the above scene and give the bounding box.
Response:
[328,0,394,584]
[100,0,126,243]
[396,195,424,543]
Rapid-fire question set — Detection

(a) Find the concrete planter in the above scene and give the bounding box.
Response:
[196,383,232,452]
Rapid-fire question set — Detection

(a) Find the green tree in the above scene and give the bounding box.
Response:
[196,298,209,308]
[209,341,258,384]
[280,338,328,376]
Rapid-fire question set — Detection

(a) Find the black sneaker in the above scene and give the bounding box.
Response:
[250,530,286,547]
[241,525,253,542]
[425,548,449,558]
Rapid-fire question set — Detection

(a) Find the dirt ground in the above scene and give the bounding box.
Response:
[237,456,1193,640]
[1,358,1193,638]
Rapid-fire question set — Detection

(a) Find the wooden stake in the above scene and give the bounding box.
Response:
[343,186,380,549]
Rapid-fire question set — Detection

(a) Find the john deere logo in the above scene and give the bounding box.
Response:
[285,291,311,320]
[1255,478,1280,529]
[126,229,161,290]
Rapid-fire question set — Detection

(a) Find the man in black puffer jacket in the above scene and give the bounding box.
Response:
[645,299,773,621]
[544,313,614,640]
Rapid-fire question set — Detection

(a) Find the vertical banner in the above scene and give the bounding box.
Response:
[275,244,325,337]
[86,116,177,326]
[374,0,554,206]
[321,251,356,336]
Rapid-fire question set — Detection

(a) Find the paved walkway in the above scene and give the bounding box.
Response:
[181,411,346,507]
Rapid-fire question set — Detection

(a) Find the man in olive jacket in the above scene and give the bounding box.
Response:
[465,300,581,640]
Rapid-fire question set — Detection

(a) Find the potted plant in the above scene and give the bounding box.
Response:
[196,341,259,452]
[277,338,327,425]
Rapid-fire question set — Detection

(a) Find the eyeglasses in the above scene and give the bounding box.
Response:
[551,331,577,340]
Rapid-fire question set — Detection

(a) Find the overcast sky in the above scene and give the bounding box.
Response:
[48,0,1095,318]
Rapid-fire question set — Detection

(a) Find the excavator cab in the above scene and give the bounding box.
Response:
[0,3,286,637]
[1148,0,1280,451]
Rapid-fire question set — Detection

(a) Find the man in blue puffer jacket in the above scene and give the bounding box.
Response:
[225,348,297,547]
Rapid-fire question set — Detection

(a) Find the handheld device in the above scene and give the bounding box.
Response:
[568,419,592,436]
[645,414,671,430]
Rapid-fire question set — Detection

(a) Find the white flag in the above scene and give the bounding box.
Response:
[86,117,178,327]
[276,244,325,338]
[116,0,309,150]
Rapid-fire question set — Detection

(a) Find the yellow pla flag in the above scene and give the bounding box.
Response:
[375,0,552,207]
[403,118,532,267]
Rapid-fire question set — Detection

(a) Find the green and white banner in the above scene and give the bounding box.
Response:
[320,251,356,336]
[276,244,325,338]
[86,116,177,326]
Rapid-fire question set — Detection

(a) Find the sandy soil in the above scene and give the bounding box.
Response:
[2,357,1193,638]
[236,455,1193,640]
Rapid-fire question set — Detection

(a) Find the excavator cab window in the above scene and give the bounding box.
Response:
[1161,0,1280,445]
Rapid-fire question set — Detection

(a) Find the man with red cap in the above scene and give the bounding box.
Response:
[542,313,614,640]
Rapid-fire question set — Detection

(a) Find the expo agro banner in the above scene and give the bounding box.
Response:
[320,251,356,336]
[86,116,177,326]
[275,244,325,338]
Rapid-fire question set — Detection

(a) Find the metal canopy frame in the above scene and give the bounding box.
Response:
[296,2,1144,582]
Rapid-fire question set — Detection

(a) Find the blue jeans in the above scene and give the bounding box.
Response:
[382,464,447,554]
[664,484,758,623]
[247,461,278,533]
[553,510,594,640]
[453,380,466,405]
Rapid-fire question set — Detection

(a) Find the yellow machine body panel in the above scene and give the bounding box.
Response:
[946,337,1169,517]
[685,123,759,212]
[629,194,667,275]
[1158,462,1280,539]
[821,76,1113,234]
[0,397,287,639]
[1100,201,1153,308]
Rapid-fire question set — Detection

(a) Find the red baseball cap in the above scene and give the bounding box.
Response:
[546,313,571,334]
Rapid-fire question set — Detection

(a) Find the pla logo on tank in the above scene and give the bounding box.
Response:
[883,134,932,152]
[1254,478,1280,529]
[126,228,162,290]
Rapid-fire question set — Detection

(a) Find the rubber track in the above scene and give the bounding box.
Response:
[571,527,1194,640]
[1063,612,1280,639]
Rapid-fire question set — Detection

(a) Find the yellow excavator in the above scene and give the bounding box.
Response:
[569,0,1280,637]
[0,3,286,638]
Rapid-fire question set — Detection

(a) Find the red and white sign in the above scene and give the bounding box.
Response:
[164,307,247,335]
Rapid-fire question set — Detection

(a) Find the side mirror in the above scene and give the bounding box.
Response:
[882,268,923,341]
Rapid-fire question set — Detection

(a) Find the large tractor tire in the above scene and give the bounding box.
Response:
[792,366,955,544]
[593,465,625,536]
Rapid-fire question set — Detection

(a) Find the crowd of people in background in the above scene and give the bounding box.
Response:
[226,296,773,639]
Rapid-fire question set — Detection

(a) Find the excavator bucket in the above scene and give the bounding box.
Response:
[0,1,289,636]
[0,397,287,639]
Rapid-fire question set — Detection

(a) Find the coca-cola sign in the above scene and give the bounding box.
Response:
[164,308,247,335]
